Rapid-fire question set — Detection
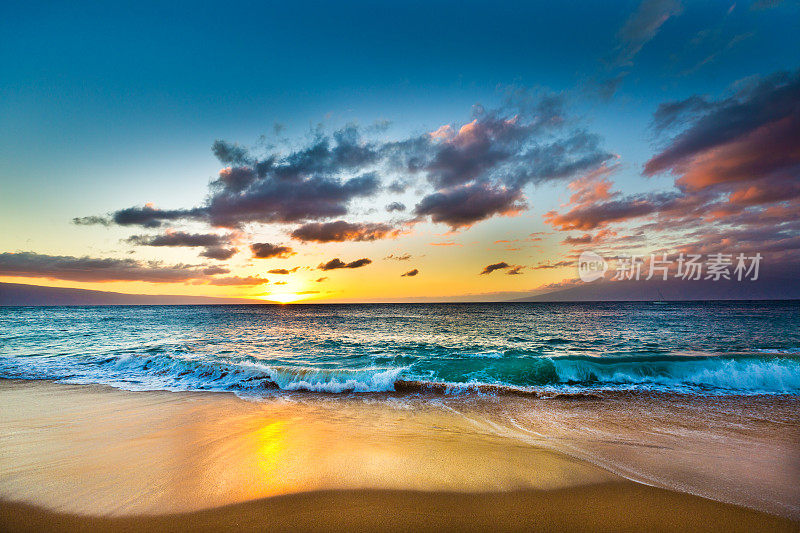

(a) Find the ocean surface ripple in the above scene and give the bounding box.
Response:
[1,302,798,396]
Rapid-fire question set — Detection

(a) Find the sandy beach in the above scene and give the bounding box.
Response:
[0,379,797,532]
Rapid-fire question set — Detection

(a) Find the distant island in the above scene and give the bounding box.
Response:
[0,282,268,306]
[2,277,798,306]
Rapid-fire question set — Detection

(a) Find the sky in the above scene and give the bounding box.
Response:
[1,0,798,302]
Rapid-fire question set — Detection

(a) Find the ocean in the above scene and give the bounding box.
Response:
[2,301,799,396]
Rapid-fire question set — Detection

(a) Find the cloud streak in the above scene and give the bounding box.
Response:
[480,262,511,275]
[80,96,613,236]
[290,221,402,242]
[317,258,373,271]
[0,252,214,284]
[250,243,295,259]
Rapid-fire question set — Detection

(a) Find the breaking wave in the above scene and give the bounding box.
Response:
[0,350,798,396]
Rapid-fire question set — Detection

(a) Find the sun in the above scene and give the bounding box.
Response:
[265,293,304,304]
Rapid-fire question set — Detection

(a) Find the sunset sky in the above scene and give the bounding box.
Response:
[1,0,798,302]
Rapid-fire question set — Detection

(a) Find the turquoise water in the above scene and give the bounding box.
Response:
[1,302,799,395]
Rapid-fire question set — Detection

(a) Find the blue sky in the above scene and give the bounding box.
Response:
[1,0,798,300]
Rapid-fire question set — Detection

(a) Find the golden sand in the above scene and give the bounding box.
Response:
[0,380,797,532]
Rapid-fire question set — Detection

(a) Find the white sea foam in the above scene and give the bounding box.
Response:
[549,356,800,394]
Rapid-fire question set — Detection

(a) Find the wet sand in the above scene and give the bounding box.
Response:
[0,380,797,532]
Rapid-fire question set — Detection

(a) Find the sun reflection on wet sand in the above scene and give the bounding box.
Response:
[0,381,614,515]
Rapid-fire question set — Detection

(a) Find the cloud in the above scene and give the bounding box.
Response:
[315,277,328,282]
[414,183,526,229]
[401,269,419,277]
[532,260,573,269]
[595,0,683,97]
[0,252,213,283]
[112,205,196,228]
[72,216,110,226]
[206,276,269,286]
[202,265,231,275]
[480,262,511,275]
[290,220,401,242]
[126,230,238,261]
[268,267,299,274]
[318,258,373,270]
[205,170,380,227]
[544,190,680,230]
[506,266,524,275]
[384,253,412,261]
[250,243,295,259]
[651,95,717,134]
[644,70,800,198]
[545,69,800,271]
[561,229,617,245]
[615,0,683,67]
[199,246,237,260]
[386,202,406,212]
[409,109,613,228]
[89,97,612,234]
[126,231,230,247]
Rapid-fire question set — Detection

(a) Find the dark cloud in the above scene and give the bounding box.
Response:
[315,277,328,282]
[651,95,717,134]
[126,231,230,247]
[290,220,400,242]
[72,216,110,226]
[211,140,251,166]
[318,258,372,270]
[385,202,406,212]
[414,183,526,229]
[532,261,572,269]
[546,69,800,271]
[200,246,237,260]
[205,171,380,227]
[544,190,681,230]
[406,105,612,228]
[480,262,511,275]
[206,276,269,286]
[126,231,237,261]
[507,266,524,275]
[401,269,419,277]
[250,243,295,259]
[268,267,299,274]
[594,0,682,98]
[112,205,196,228]
[384,253,412,261]
[561,229,616,245]
[645,70,800,187]
[92,97,612,233]
[202,265,231,275]
[614,0,683,68]
[0,252,212,283]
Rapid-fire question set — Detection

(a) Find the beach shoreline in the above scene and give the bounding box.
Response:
[0,379,797,531]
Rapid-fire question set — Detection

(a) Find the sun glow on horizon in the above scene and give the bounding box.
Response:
[262,292,305,304]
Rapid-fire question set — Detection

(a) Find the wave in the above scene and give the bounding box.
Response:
[0,351,798,396]
[548,354,800,393]
[267,366,404,393]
